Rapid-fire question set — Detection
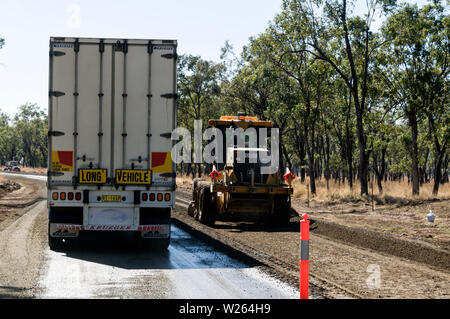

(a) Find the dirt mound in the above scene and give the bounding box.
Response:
[0,180,21,197]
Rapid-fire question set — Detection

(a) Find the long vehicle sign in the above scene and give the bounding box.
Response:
[78,169,107,184]
[116,169,152,185]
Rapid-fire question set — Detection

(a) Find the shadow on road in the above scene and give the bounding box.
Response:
[49,225,262,271]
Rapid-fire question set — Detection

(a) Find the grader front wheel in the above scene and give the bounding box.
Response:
[198,187,217,226]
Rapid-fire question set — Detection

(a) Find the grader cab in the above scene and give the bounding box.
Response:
[188,115,294,226]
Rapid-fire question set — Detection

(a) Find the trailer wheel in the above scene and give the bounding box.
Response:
[48,235,64,251]
[188,201,196,217]
[198,188,216,226]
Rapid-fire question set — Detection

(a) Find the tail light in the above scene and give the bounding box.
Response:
[149,193,155,201]
[165,193,171,201]
[75,192,82,200]
[142,193,148,201]
[60,192,66,200]
[52,192,58,200]
[157,193,163,201]
[68,192,74,200]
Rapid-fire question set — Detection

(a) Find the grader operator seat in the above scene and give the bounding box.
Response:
[226,147,269,185]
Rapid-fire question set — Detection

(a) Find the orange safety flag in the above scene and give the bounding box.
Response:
[209,165,221,180]
[283,168,295,183]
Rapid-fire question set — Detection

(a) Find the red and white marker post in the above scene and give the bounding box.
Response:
[300,213,310,299]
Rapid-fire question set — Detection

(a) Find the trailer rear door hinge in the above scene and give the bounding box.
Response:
[160,132,172,138]
[51,51,66,57]
[48,130,65,137]
[49,91,65,97]
[161,93,178,99]
[48,171,64,177]
[114,40,128,52]
[161,53,177,59]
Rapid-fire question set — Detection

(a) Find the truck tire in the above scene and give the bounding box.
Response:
[198,187,216,226]
[192,178,206,200]
[270,195,291,226]
[48,235,64,251]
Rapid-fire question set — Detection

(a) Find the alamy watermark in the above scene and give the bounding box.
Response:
[171,120,280,174]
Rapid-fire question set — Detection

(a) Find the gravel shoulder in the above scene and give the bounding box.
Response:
[0,175,46,231]
[0,177,47,298]
[175,189,450,299]
[293,198,450,252]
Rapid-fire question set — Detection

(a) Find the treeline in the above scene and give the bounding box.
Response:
[177,0,449,196]
[0,104,48,167]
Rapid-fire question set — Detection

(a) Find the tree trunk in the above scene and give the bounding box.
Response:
[432,154,444,196]
[355,106,369,195]
[408,110,420,196]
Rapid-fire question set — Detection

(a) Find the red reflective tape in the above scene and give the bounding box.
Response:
[300,260,309,299]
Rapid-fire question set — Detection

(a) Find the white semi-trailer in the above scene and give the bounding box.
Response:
[47,37,177,250]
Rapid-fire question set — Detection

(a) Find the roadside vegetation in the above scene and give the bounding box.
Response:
[0,1,448,199]
[0,104,47,168]
[176,0,449,198]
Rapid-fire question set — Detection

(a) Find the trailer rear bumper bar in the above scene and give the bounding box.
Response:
[49,223,170,238]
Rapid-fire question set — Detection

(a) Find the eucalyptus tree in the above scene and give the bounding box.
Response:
[13,103,48,167]
[266,0,397,195]
[223,39,301,176]
[380,1,449,195]
[177,54,225,176]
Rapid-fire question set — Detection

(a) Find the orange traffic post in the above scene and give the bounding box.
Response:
[300,213,310,299]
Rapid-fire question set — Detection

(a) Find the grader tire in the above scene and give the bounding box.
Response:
[187,201,196,217]
[198,188,216,226]
[268,195,291,226]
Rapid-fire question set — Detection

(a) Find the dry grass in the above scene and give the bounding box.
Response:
[176,172,450,205]
[176,174,195,190]
[292,177,450,205]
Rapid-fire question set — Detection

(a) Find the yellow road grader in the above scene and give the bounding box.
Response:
[188,115,294,226]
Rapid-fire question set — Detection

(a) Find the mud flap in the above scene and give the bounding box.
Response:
[49,223,80,238]
[140,224,171,239]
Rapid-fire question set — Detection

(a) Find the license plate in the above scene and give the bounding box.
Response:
[79,169,107,184]
[102,195,122,202]
[115,169,151,185]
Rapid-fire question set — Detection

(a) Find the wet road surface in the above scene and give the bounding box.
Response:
[36,225,298,298]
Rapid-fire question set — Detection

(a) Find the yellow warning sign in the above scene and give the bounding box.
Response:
[51,151,73,172]
[79,169,107,184]
[115,170,151,185]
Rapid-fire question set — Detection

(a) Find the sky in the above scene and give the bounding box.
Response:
[0,0,430,117]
